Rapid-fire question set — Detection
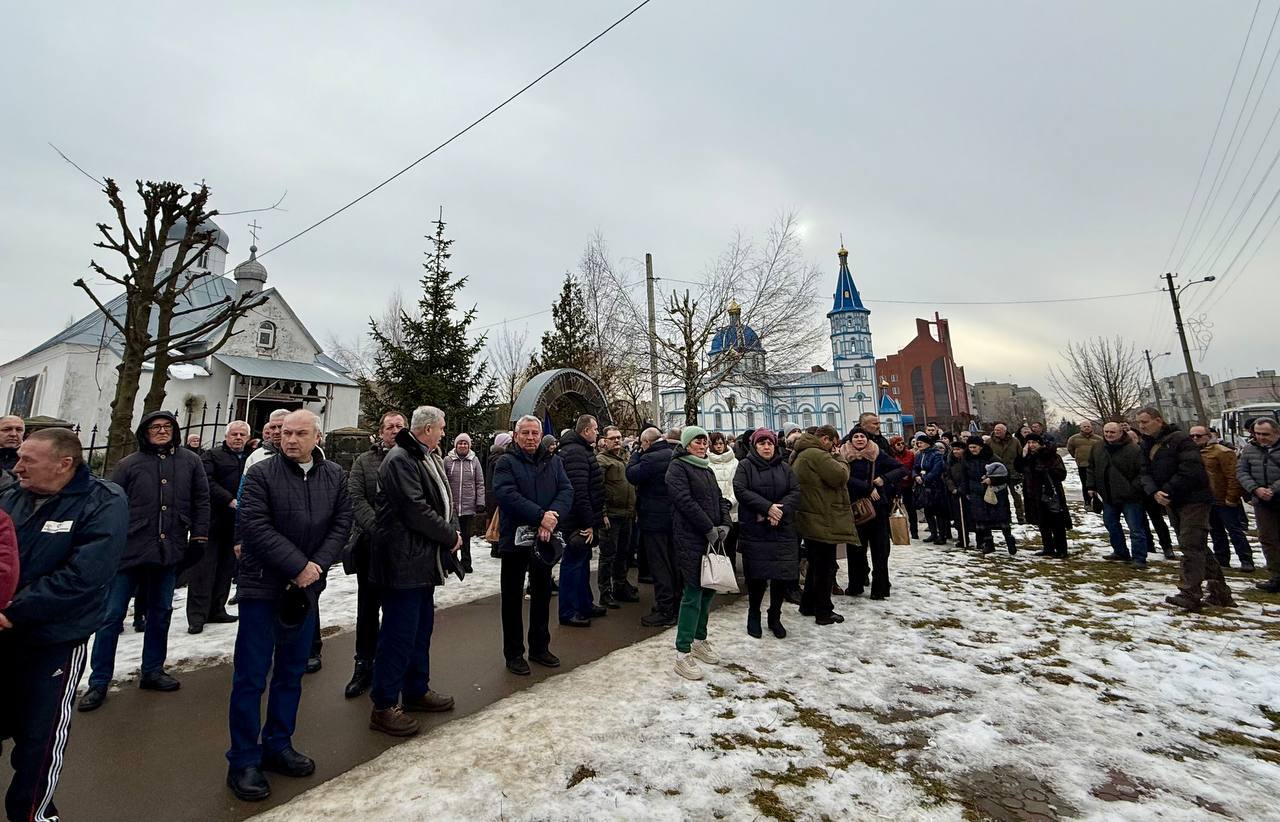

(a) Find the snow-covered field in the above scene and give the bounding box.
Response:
[101,538,502,687]
[250,458,1280,821]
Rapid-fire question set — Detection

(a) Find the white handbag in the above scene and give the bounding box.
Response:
[700,538,739,594]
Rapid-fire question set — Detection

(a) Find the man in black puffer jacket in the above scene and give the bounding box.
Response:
[188,420,250,633]
[225,411,351,802]
[1136,407,1233,611]
[80,410,210,711]
[627,426,679,627]
[557,415,606,627]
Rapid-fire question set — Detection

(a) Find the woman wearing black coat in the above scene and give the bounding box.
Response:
[1015,433,1072,558]
[666,427,731,681]
[842,429,906,600]
[732,428,802,639]
[960,438,1015,555]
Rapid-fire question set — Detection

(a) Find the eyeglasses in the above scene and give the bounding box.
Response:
[148,423,173,431]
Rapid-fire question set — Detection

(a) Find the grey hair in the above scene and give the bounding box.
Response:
[515,414,542,430]
[283,409,321,434]
[640,427,661,445]
[411,405,444,432]
[269,408,291,421]
[226,420,250,433]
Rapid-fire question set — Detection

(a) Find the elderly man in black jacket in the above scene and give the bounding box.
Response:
[188,420,250,633]
[367,406,460,737]
[341,410,405,699]
[1136,407,1234,611]
[225,410,351,802]
[1086,421,1152,568]
[493,415,573,676]
[557,414,607,627]
[80,410,209,711]
[0,428,127,822]
[627,426,680,627]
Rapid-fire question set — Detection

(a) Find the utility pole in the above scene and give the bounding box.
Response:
[1163,272,1213,426]
[645,253,660,425]
[1142,349,1168,414]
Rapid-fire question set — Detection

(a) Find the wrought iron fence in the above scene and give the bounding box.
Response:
[75,403,233,477]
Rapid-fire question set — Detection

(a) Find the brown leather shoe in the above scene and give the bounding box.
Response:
[370,705,420,737]
[402,690,455,713]
[1206,581,1237,608]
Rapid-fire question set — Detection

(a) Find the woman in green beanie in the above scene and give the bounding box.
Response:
[665,426,732,680]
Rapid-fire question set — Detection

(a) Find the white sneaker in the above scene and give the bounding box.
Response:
[690,639,721,665]
[674,651,703,680]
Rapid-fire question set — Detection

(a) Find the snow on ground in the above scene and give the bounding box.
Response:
[101,538,502,688]
[252,457,1280,821]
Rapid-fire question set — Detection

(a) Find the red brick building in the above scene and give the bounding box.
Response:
[875,313,972,430]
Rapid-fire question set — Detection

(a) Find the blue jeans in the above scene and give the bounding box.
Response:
[226,598,315,769]
[370,586,435,710]
[558,536,594,622]
[1210,503,1254,566]
[1101,502,1150,562]
[88,565,177,689]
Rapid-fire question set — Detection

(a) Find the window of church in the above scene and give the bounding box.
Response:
[746,408,756,428]
[826,410,836,427]
[802,411,813,428]
[257,320,277,350]
[198,250,210,269]
[714,409,723,430]
[853,365,863,380]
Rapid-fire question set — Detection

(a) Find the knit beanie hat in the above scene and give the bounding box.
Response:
[454,433,471,447]
[750,427,778,446]
[985,462,1008,478]
[681,425,709,447]
[494,432,513,448]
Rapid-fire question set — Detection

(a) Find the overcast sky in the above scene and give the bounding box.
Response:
[3,1,1275,399]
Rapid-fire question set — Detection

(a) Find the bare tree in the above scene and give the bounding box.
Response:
[608,212,827,424]
[75,179,266,469]
[488,324,532,408]
[577,231,632,399]
[1047,337,1145,423]
[324,289,409,379]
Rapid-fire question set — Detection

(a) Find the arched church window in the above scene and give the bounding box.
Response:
[853,365,863,381]
[802,410,813,428]
[257,320,276,349]
[826,409,837,427]
[745,407,756,429]
[714,408,723,430]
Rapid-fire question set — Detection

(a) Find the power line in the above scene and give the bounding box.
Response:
[1163,0,1262,270]
[254,0,655,262]
[1175,0,1280,272]
[859,290,1161,307]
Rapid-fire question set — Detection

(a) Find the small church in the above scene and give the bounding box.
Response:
[660,244,906,436]
[0,220,361,439]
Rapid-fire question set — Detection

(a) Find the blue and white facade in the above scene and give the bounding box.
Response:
[660,246,904,436]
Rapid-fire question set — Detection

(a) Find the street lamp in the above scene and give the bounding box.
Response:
[1163,273,1215,425]
[725,393,737,434]
[1142,349,1172,414]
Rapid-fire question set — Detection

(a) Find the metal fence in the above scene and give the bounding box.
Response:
[76,403,234,476]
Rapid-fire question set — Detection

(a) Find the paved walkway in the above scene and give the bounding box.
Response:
[1,582,706,821]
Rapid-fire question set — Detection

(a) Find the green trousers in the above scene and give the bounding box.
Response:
[675,583,715,652]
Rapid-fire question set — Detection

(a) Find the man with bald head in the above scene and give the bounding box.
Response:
[0,415,23,474]
[227,410,351,801]
[188,421,252,633]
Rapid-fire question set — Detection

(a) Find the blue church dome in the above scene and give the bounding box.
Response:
[708,300,765,356]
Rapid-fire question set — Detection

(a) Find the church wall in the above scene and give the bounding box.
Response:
[0,344,74,421]
[219,295,318,362]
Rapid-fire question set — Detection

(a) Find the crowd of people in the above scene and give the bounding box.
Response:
[1,402,1278,816]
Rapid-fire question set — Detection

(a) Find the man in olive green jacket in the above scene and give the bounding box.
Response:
[596,426,639,606]
[1066,421,1104,503]
[791,426,858,626]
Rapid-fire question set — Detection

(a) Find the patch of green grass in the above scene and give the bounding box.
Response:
[723,661,765,684]
[1261,705,1280,730]
[711,732,801,752]
[910,616,964,630]
[1200,728,1280,764]
[749,788,796,822]
[751,764,829,788]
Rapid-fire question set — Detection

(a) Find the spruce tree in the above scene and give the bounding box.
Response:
[528,272,593,375]
[366,213,497,437]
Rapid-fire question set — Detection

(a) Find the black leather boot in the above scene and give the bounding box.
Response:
[344,659,373,699]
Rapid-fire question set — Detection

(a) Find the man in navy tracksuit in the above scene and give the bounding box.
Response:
[0,428,127,822]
